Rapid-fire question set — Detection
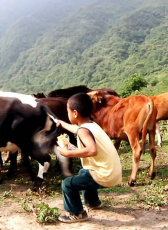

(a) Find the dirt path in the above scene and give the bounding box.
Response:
[1,150,168,230]
[1,192,168,230]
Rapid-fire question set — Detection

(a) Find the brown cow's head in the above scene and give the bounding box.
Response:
[87,91,110,116]
[88,90,121,113]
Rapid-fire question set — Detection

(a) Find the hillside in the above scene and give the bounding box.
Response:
[0,0,167,95]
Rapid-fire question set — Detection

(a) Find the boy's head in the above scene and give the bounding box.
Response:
[67,93,93,118]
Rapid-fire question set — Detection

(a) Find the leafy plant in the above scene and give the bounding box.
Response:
[35,203,60,224]
[15,178,27,185]
[3,190,14,198]
[21,201,60,224]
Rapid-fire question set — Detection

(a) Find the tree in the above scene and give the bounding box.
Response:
[121,73,148,97]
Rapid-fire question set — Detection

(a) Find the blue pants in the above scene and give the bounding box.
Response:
[61,168,102,215]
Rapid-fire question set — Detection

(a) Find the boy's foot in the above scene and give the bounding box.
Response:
[86,203,102,211]
[58,210,88,223]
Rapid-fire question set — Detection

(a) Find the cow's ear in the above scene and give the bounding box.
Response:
[97,93,104,103]
[94,91,104,103]
[88,91,103,103]
[93,92,103,103]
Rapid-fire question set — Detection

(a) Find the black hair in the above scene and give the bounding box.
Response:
[68,93,93,117]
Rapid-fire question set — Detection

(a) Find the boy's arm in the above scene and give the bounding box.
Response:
[58,120,79,134]
[57,128,97,158]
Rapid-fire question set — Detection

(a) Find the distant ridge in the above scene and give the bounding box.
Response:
[0,0,167,95]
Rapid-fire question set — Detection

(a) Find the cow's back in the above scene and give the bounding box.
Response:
[92,94,156,141]
[151,92,168,121]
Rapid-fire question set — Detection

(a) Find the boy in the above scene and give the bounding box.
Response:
[57,93,122,223]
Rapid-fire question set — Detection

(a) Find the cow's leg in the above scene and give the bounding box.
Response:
[53,146,72,177]
[37,161,50,178]
[0,152,3,170]
[114,139,121,151]
[68,132,77,173]
[155,122,162,147]
[20,153,36,182]
[127,132,142,186]
[6,151,18,177]
[4,151,10,163]
[149,130,157,179]
[0,152,3,183]
[31,155,51,192]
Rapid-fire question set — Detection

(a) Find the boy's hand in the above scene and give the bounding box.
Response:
[57,146,69,157]
[56,120,61,127]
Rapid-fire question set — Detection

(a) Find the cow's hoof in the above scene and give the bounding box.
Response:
[150,172,156,180]
[30,177,43,192]
[5,170,17,179]
[63,172,73,178]
[5,171,12,178]
[0,176,3,184]
[128,179,136,187]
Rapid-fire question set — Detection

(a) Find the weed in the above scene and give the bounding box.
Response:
[35,203,60,224]
[103,184,131,194]
[15,178,27,185]
[3,190,14,198]
[21,201,32,213]
[21,200,60,224]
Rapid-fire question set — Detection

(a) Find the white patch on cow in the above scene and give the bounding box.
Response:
[0,142,20,153]
[53,145,73,177]
[33,114,53,146]
[45,114,54,131]
[37,162,50,179]
[0,92,37,108]
[48,113,58,123]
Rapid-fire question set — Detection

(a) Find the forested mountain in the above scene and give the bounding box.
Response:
[0,0,167,95]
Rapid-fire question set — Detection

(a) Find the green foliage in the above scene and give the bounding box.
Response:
[0,0,168,95]
[35,203,60,224]
[121,73,148,97]
[21,201,60,224]
[3,190,14,198]
[15,178,27,185]
[103,184,130,194]
[21,202,32,213]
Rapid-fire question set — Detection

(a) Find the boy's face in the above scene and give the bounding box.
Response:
[67,102,77,124]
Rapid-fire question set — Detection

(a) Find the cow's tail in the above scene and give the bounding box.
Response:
[141,99,154,154]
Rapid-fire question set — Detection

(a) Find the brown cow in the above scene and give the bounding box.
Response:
[88,91,157,186]
[151,92,168,121]
[150,92,168,146]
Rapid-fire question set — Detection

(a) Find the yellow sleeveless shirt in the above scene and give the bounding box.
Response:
[77,122,122,187]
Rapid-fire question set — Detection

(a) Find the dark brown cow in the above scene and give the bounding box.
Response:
[47,85,120,98]
[88,91,157,186]
[0,92,72,191]
[47,85,92,98]
[33,92,46,98]
[36,97,77,148]
[3,97,75,179]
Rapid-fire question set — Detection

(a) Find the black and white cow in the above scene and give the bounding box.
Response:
[0,92,71,191]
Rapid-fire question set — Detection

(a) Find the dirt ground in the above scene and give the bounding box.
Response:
[0,186,168,230]
[1,151,168,230]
